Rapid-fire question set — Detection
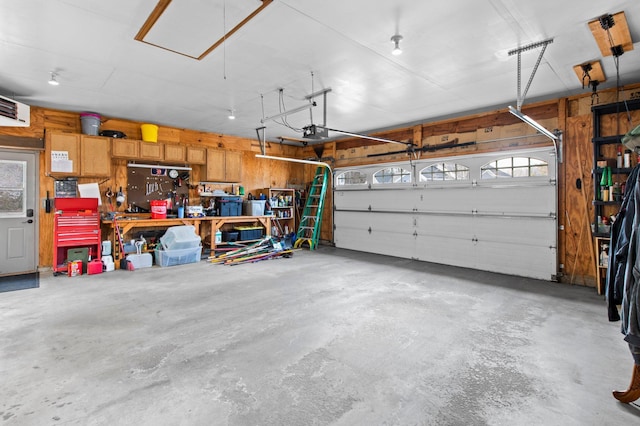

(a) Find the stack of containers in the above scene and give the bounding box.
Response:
[155,225,202,267]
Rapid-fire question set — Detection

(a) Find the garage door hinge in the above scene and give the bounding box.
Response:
[472,236,478,244]
[550,178,557,185]
[549,245,557,250]
[472,209,478,214]
[472,180,478,187]
[413,230,418,238]
[549,212,556,219]
[368,227,372,234]
[368,205,372,211]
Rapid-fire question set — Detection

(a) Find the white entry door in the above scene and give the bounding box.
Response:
[334,147,558,281]
[0,149,38,275]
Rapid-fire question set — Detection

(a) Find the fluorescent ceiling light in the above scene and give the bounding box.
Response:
[508,106,558,141]
[127,163,192,170]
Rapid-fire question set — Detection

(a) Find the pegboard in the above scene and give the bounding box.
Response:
[126,167,189,212]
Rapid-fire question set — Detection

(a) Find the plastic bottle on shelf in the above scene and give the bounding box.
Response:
[617,146,623,168]
[600,167,608,201]
[624,149,631,168]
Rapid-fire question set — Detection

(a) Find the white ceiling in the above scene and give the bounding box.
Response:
[2,0,640,143]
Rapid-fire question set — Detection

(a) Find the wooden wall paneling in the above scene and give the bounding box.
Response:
[43,109,81,133]
[181,129,217,145]
[158,127,181,143]
[563,115,595,285]
[97,118,141,140]
[38,150,54,268]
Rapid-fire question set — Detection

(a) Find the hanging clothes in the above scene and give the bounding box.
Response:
[607,164,640,349]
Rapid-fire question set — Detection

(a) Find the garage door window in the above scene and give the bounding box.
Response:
[335,170,368,186]
[481,156,548,179]
[419,163,469,181]
[373,167,411,184]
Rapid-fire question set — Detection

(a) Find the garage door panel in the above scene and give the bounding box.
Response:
[472,217,556,247]
[415,234,475,266]
[335,190,418,212]
[334,212,414,258]
[415,187,476,213]
[415,214,473,240]
[474,240,556,281]
[472,185,555,215]
[333,147,557,281]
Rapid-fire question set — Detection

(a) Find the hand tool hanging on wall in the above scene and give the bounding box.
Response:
[116,186,125,207]
[105,188,114,207]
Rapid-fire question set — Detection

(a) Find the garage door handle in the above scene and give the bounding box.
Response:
[23,219,33,224]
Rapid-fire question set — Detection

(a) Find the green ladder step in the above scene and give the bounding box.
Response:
[294,166,330,250]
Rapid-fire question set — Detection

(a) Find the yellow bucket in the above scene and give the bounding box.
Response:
[141,124,158,142]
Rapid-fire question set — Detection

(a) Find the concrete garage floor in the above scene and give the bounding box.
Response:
[1,247,640,425]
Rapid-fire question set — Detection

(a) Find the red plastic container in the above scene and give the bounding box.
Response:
[150,200,167,219]
[87,259,103,275]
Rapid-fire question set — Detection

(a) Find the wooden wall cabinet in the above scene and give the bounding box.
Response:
[187,146,207,164]
[47,132,80,176]
[80,136,111,177]
[164,144,186,162]
[47,133,111,177]
[112,138,139,158]
[139,141,164,161]
[206,149,242,182]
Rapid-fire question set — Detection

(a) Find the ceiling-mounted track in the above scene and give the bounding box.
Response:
[509,38,554,111]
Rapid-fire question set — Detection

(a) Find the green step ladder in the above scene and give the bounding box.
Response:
[294,166,330,250]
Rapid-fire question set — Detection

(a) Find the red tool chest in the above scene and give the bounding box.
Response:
[53,198,101,274]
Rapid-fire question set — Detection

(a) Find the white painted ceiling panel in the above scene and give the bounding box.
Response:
[1,0,639,142]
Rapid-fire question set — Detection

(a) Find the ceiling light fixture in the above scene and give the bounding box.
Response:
[228,109,236,120]
[391,34,403,55]
[48,72,59,86]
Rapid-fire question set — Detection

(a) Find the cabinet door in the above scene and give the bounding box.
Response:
[112,138,139,158]
[139,142,164,160]
[47,133,80,176]
[206,149,225,181]
[187,146,207,165]
[164,144,186,162]
[81,136,111,176]
[225,151,242,182]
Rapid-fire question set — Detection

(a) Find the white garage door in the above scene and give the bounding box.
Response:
[333,147,558,281]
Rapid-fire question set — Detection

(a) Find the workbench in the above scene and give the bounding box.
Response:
[102,215,272,268]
